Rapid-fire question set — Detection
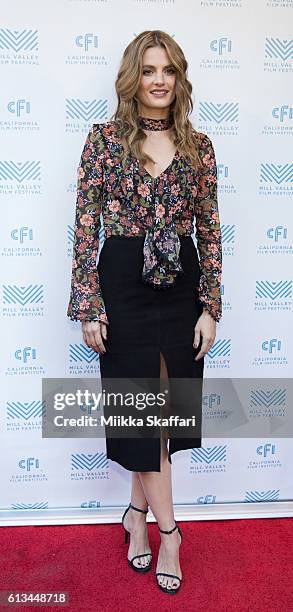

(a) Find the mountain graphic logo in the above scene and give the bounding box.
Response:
[71,452,108,470]
[191,445,227,464]
[3,284,44,305]
[0,28,38,52]
[199,102,239,123]
[66,98,107,121]
[265,38,293,61]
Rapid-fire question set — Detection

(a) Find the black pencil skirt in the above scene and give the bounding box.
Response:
[98,235,205,472]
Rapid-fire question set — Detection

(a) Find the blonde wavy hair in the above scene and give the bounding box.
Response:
[110,30,203,172]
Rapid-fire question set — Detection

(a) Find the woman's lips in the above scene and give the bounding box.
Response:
[150,90,169,97]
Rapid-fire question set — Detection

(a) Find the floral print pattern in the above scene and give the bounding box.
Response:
[137,115,174,131]
[67,120,222,324]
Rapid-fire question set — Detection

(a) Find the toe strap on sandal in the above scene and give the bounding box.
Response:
[156,572,181,583]
[129,552,152,563]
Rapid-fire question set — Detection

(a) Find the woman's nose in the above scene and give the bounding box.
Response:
[153,74,165,85]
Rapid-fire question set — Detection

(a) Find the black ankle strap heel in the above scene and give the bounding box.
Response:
[158,523,183,538]
[121,503,152,573]
[156,522,183,594]
[129,502,148,514]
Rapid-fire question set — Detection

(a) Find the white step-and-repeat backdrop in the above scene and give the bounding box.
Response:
[1,0,292,522]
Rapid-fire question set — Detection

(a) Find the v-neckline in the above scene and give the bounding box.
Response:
[139,149,180,181]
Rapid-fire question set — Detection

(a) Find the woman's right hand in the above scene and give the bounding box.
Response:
[82,320,108,354]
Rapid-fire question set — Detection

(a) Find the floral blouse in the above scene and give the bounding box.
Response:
[67,120,222,324]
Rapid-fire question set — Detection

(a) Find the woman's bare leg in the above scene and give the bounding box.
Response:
[122,472,151,569]
[137,437,182,590]
[123,354,181,584]
[131,472,149,509]
[137,353,182,591]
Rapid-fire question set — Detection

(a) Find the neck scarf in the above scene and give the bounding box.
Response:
[137,114,184,290]
[137,115,173,131]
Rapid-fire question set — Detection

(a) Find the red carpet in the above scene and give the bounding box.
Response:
[0,518,292,611]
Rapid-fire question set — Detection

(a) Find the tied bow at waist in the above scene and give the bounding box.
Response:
[141,217,185,289]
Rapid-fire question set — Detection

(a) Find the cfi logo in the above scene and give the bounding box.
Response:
[200,38,239,72]
[7,100,31,117]
[249,447,282,470]
[210,38,232,55]
[261,339,281,353]
[257,226,291,256]
[197,495,216,504]
[217,164,229,179]
[219,281,231,313]
[256,443,276,457]
[81,500,101,508]
[15,347,37,362]
[11,227,34,243]
[267,226,287,241]
[203,393,221,408]
[252,339,287,367]
[75,33,98,51]
[79,400,101,415]
[67,32,107,67]
[18,457,40,471]
[272,105,293,122]
[10,457,47,483]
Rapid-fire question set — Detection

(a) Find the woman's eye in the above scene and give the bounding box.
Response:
[142,68,175,76]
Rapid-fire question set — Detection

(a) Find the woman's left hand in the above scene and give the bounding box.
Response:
[193,308,216,361]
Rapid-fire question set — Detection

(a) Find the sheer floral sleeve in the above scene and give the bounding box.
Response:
[194,133,222,323]
[67,124,109,324]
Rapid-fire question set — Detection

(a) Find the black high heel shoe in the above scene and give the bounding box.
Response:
[121,503,152,572]
[156,522,183,594]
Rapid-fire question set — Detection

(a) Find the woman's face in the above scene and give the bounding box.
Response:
[135,45,176,115]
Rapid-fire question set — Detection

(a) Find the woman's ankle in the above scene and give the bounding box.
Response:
[159,527,181,546]
[126,507,148,530]
[130,502,148,513]
[158,521,177,533]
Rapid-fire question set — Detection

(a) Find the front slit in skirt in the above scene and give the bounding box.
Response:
[98,235,205,472]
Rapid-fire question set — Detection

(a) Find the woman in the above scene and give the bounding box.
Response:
[67,30,222,594]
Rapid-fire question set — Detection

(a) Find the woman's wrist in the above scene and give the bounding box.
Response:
[202,307,216,321]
